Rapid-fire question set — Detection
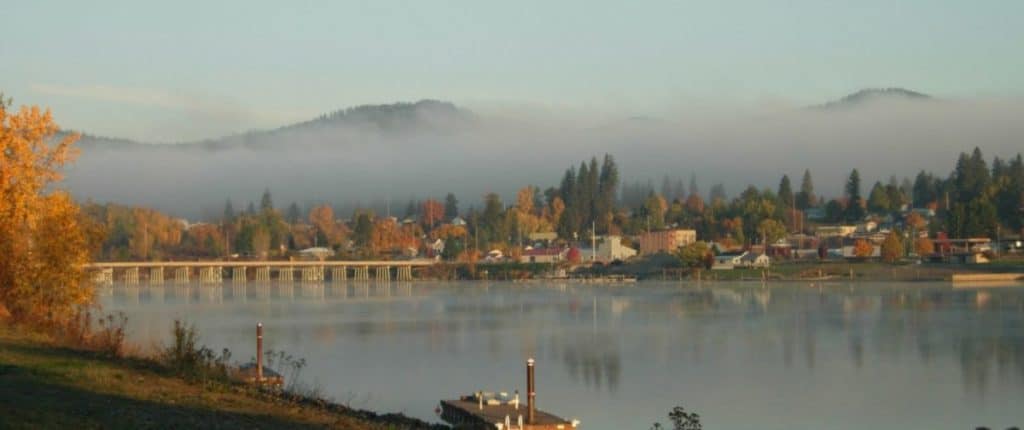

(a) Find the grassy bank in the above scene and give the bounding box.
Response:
[0,323,444,429]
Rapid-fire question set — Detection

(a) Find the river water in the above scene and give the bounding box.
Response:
[99,281,1024,429]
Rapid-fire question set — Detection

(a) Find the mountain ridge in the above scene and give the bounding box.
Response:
[813,87,932,110]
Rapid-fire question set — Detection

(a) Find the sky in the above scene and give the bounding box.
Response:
[2,1,1023,141]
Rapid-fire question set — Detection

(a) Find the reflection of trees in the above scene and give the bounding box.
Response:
[559,332,621,392]
[652,284,1024,399]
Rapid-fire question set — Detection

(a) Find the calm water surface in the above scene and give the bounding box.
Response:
[100,281,1024,429]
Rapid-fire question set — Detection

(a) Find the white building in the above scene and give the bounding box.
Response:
[739,252,771,268]
[580,235,637,263]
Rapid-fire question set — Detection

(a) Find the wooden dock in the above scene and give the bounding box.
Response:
[440,358,577,429]
[440,396,574,429]
[951,273,1024,282]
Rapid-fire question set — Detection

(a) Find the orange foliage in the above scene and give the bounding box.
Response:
[853,239,874,258]
[431,223,468,241]
[421,199,444,228]
[0,102,92,325]
[512,186,552,236]
[685,194,705,213]
[129,207,183,259]
[905,212,928,231]
[309,204,347,247]
[371,218,418,255]
[914,237,935,256]
[549,197,565,226]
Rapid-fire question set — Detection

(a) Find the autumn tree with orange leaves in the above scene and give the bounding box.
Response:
[308,204,347,247]
[421,199,444,230]
[853,239,875,258]
[0,97,94,325]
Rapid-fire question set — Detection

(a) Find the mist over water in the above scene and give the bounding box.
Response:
[101,281,1024,430]
[63,96,1024,219]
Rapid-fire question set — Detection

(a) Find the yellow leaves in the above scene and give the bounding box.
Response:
[853,239,874,258]
[1,102,90,325]
[430,223,467,241]
[308,204,347,247]
[511,186,552,235]
[370,218,417,255]
[914,237,935,256]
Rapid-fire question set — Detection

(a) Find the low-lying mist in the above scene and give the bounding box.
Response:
[61,95,1024,220]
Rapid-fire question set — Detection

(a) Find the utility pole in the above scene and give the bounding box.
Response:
[591,221,597,262]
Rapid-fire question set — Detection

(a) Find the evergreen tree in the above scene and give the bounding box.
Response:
[867,181,891,213]
[796,169,815,209]
[709,183,726,204]
[597,154,619,233]
[444,193,459,220]
[995,154,1024,230]
[404,199,417,219]
[661,175,672,201]
[260,188,274,211]
[223,199,235,221]
[246,201,256,215]
[586,157,599,224]
[286,202,301,223]
[353,211,373,247]
[824,199,844,223]
[688,172,699,198]
[953,147,990,202]
[912,171,938,207]
[481,193,505,244]
[557,166,579,239]
[777,175,794,208]
[844,169,865,221]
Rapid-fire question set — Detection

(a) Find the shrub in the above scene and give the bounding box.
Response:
[651,405,702,430]
[53,309,127,357]
[160,320,232,382]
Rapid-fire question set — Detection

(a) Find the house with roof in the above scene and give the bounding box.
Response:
[518,247,569,264]
[739,252,771,268]
[298,247,335,260]
[713,251,748,270]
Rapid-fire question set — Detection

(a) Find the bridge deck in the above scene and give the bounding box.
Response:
[85,260,434,269]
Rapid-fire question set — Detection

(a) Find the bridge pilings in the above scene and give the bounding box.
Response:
[232,267,247,282]
[396,266,413,281]
[278,267,294,282]
[301,266,324,281]
[374,266,391,281]
[331,266,347,282]
[173,267,190,283]
[123,267,139,284]
[354,266,370,281]
[255,266,270,282]
[199,266,222,283]
[150,267,164,284]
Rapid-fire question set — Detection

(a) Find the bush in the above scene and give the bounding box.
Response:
[160,320,232,382]
[253,349,321,399]
[53,309,127,358]
[651,405,702,430]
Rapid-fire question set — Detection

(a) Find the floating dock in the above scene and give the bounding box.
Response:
[440,396,573,429]
[440,358,577,429]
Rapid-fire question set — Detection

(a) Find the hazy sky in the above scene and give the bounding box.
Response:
[3,1,1023,141]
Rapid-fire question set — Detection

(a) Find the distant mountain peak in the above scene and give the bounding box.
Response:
[280,99,472,133]
[815,88,932,110]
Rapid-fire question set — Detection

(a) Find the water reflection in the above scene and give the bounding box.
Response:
[101,281,1024,429]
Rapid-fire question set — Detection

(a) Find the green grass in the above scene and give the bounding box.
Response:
[0,324,443,429]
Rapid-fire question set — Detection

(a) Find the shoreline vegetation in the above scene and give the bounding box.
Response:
[395,258,1024,283]
[0,319,446,430]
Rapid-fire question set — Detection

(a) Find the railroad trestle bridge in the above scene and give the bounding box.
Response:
[86,260,435,284]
